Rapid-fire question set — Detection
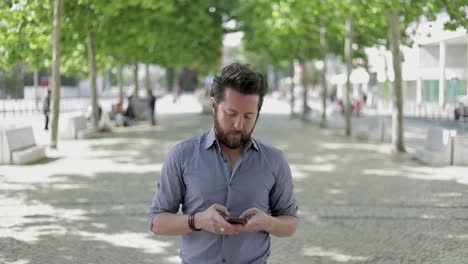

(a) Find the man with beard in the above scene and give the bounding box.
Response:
[148,63,298,264]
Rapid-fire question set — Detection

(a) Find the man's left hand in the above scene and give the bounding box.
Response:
[239,208,273,233]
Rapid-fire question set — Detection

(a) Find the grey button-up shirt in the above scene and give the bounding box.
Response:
[149,128,298,264]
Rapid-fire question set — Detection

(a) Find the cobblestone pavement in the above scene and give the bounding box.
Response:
[1,107,468,263]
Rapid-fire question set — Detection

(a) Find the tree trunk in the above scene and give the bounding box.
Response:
[389,9,406,153]
[166,67,175,92]
[382,46,390,100]
[290,63,295,117]
[133,63,139,98]
[34,70,39,110]
[117,64,124,104]
[87,32,99,130]
[50,0,62,149]
[301,61,310,121]
[172,69,179,100]
[273,65,279,91]
[320,24,328,126]
[15,64,26,99]
[0,71,5,99]
[344,16,353,136]
[145,64,151,93]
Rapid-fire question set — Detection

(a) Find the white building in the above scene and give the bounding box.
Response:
[416,31,467,105]
[331,32,467,107]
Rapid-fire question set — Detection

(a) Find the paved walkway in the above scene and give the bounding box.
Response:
[1,97,468,263]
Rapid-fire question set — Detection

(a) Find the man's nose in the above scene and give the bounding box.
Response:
[233,116,244,131]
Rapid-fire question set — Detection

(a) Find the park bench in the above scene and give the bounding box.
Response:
[354,117,391,142]
[453,134,468,166]
[327,111,345,129]
[60,114,88,139]
[0,126,47,165]
[132,97,151,121]
[195,88,211,114]
[416,126,456,166]
[77,110,113,139]
[77,128,96,139]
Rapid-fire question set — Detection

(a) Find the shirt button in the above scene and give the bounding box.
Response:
[222,258,226,263]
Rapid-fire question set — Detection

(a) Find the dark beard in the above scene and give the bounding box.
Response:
[213,108,255,149]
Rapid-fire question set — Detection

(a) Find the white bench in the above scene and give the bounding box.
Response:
[132,97,151,121]
[77,128,97,139]
[0,126,47,165]
[60,114,88,139]
[354,117,391,142]
[416,127,456,166]
[327,111,345,129]
[195,89,212,114]
[453,135,468,166]
[200,98,212,114]
[77,110,113,139]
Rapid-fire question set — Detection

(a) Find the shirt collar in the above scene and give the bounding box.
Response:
[205,127,259,152]
[205,127,218,150]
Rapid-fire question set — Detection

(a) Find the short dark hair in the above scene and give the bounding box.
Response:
[210,63,268,111]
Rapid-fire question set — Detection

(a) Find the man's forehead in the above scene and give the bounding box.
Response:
[220,88,259,113]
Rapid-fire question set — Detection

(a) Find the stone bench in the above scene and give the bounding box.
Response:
[0,126,47,165]
[77,128,97,139]
[416,126,456,166]
[326,111,345,129]
[200,98,212,114]
[60,114,88,139]
[77,110,113,139]
[195,89,212,115]
[354,117,391,142]
[132,98,151,121]
[453,134,468,166]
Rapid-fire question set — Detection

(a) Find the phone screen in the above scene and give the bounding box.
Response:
[225,217,247,225]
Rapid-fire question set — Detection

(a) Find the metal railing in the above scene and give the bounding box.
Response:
[374,101,457,120]
[0,98,90,118]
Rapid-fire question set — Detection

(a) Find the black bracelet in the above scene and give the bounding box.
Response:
[188,213,201,231]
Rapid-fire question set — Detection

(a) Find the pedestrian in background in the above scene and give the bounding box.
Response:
[43,90,51,130]
[147,89,156,126]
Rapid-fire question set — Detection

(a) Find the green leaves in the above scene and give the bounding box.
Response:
[427,0,467,30]
[237,0,349,65]
[1,0,463,76]
[238,0,465,69]
[0,0,52,71]
[0,0,224,75]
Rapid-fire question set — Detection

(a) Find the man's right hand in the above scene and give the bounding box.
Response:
[194,203,243,235]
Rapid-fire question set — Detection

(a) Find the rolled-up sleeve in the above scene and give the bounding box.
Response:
[269,152,298,218]
[148,144,186,232]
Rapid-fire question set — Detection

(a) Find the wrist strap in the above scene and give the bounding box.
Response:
[188,213,201,231]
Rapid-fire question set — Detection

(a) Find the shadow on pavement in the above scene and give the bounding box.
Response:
[2,113,468,263]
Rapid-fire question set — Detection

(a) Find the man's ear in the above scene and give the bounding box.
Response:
[211,97,216,114]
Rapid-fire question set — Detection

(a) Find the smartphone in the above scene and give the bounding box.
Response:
[225,216,247,225]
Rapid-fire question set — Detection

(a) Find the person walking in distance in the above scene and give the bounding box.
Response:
[43,90,51,130]
[147,89,157,126]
